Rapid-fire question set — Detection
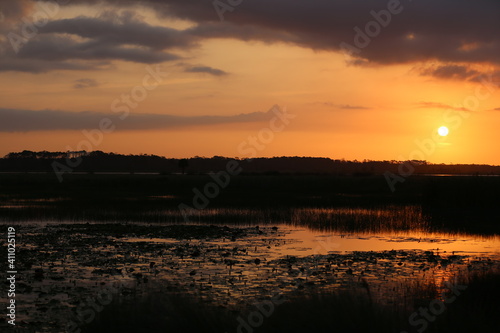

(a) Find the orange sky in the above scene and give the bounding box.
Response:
[1,1,499,164]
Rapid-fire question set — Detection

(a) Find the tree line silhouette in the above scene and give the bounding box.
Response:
[1,150,500,175]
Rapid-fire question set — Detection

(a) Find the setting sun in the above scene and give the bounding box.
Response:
[438,126,449,137]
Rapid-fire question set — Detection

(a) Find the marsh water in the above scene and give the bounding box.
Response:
[3,202,500,332]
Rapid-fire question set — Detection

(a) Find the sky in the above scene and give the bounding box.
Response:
[0,0,499,164]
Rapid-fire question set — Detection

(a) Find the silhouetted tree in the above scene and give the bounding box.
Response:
[178,159,189,174]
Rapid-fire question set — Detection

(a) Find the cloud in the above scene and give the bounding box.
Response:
[310,102,371,110]
[337,104,371,110]
[185,65,228,76]
[0,0,33,30]
[0,10,188,73]
[415,102,470,112]
[73,78,99,89]
[0,106,282,132]
[0,57,104,73]
[0,35,180,72]
[4,0,500,73]
[417,64,500,85]
[19,34,180,63]
[40,12,196,51]
[137,0,500,66]
[419,65,480,81]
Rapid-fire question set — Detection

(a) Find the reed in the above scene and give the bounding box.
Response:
[81,268,500,333]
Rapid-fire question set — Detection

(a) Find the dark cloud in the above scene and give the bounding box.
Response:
[418,64,500,84]
[467,71,500,85]
[0,0,33,29]
[18,34,180,63]
[185,66,227,76]
[0,57,105,73]
[4,0,500,73]
[40,12,196,51]
[143,0,500,66]
[0,10,187,72]
[420,65,480,81]
[0,106,280,132]
[73,78,99,89]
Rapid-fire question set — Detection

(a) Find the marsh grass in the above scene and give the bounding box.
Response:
[80,291,235,333]
[290,205,429,233]
[0,203,431,236]
[82,268,500,333]
[1,174,499,235]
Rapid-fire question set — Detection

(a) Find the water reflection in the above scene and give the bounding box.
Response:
[3,205,499,332]
[277,227,500,259]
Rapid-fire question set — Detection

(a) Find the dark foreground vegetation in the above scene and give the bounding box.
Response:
[82,268,500,333]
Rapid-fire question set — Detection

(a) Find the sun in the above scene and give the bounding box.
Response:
[438,126,449,137]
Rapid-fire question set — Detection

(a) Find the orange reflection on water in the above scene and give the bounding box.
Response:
[278,227,500,259]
